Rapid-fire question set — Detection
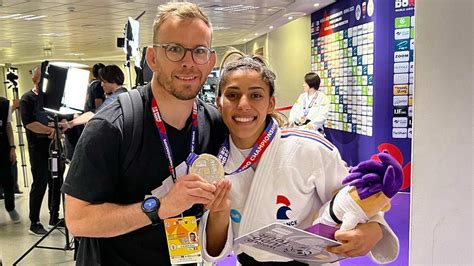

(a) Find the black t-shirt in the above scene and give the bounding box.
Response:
[84,79,105,113]
[0,97,9,151]
[20,90,50,147]
[62,84,227,265]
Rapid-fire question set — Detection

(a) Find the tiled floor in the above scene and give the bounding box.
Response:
[0,189,75,266]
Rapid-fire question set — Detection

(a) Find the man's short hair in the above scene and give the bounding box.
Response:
[304,72,321,90]
[31,65,41,84]
[98,65,124,85]
[152,2,212,44]
[92,63,105,78]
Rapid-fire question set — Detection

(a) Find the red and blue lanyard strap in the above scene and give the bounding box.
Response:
[217,119,278,175]
[151,97,198,183]
[303,92,318,116]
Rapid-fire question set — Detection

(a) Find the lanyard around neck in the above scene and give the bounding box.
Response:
[151,97,198,182]
[217,119,278,175]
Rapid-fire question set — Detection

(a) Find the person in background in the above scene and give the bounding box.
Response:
[84,63,105,113]
[20,66,61,235]
[0,99,23,198]
[0,96,21,224]
[62,2,232,265]
[62,65,128,130]
[288,72,330,133]
[63,63,106,160]
[215,51,399,265]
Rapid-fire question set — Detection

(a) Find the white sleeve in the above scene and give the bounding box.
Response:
[199,210,234,262]
[314,146,348,204]
[288,93,303,123]
[367,212,400,264]
[7,104,13,123]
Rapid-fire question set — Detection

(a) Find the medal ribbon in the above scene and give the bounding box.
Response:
[303,92,318,116]
[151,97,198,182]
[217,119,277,175]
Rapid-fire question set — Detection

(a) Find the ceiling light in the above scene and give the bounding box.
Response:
[24,15,47,21]
[284,12,305,20]
[0,14,22,19]
[38,32,71,37]
[14,15,35,20]
[314,3,320,7]
[49,62,89,68]
[64,52,85,56]
[269,25,274,29]
[254,33,258,36]
[214,5,259,12]
[213,26,231,31]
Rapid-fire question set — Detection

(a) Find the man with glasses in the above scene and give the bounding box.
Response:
[63,2,232,265]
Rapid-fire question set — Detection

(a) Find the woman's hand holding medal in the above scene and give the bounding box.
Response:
[188,154,231,215]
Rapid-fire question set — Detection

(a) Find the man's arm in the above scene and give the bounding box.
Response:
[25,121,55,139]
[67,111,95,129]
[65,174,217,238]
[65,195,151,237]
[6,122,16,164]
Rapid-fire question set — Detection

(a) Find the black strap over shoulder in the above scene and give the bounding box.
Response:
[329,191,343,225]
[118,89,144,171]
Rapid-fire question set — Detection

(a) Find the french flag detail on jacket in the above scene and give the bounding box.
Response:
[281,129,335,151]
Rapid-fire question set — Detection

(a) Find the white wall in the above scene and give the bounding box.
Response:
[268,16,312,108]
[411,0,473,264]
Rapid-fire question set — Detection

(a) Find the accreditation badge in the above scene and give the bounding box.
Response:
[164,216,202,264]
[188,153,224,183]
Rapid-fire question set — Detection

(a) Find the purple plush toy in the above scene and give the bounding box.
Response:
[314,152,403,231]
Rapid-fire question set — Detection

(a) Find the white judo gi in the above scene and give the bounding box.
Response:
[201,126,399,264]
[289,91,330,131]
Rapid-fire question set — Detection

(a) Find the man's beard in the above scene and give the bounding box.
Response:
[156,73,202,101]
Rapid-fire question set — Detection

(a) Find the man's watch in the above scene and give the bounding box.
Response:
[141,197,162,226]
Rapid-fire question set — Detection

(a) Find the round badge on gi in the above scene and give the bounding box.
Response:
[188,153,224,183]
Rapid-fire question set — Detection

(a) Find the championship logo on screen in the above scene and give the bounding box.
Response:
[355,4,361,20]
[367,0,374,17]
[276,195,298,226]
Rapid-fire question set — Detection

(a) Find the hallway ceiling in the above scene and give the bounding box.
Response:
[0,0,333,64]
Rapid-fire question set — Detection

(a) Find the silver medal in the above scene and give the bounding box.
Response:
[189,153,224,183]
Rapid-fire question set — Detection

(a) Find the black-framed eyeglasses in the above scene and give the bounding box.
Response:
[153,43,214,65]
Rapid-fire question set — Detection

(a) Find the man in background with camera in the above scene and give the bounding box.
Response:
[20,66,62,236]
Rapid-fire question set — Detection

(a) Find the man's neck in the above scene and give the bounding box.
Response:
[108,85,122,95]
[151,83,194,130]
